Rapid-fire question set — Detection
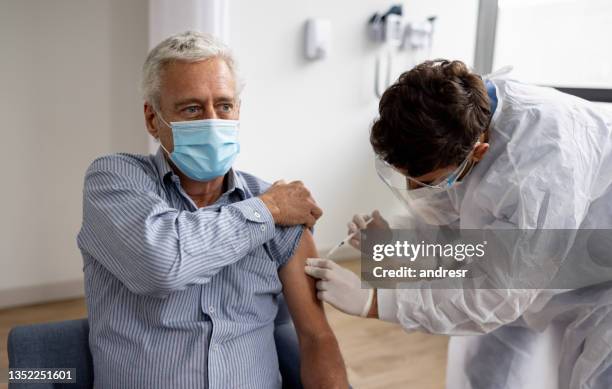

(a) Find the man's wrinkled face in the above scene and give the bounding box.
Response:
[144,57,240,153]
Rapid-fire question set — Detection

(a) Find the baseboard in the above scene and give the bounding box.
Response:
[0,279,85,310]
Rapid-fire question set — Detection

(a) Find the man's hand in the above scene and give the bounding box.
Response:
[259,180,322,228]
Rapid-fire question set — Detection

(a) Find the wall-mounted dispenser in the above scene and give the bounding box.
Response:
[305,18,332,60]
[368,5,436,97]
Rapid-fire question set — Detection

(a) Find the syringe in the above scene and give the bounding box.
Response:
[326,218,373,258]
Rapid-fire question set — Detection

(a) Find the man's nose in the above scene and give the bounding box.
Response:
[202,104,218,119]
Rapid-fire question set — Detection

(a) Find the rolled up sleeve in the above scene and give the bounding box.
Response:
[227,197,276,246]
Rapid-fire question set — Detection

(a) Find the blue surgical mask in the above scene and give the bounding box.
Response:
[157,113,240,181]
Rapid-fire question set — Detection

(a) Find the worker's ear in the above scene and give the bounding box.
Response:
[472,142,489,162]
[144,102,160,139]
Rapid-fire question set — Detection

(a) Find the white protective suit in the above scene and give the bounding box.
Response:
[376,77,612,389]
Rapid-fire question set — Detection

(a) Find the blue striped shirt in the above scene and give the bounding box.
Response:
[77,148,304,389]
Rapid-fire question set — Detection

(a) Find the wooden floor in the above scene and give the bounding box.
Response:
[0,261,448,389]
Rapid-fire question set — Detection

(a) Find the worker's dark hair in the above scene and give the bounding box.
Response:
[370,59,491,177]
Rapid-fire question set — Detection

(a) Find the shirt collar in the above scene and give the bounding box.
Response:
[225,167,247,200]
[152,146,246,200]
[153,147,174,183]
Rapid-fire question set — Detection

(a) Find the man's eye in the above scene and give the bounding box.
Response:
[184,106,201,114]
[219,103,233,112]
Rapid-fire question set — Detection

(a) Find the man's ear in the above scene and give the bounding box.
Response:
[472,142,490,162]
[144,102,159,139]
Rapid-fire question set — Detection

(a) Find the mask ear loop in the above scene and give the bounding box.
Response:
[159,140,171,156]
[154,109,172,129]
[154,110,173,155]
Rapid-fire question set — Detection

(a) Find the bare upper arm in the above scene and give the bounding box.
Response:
[279,229,332,339]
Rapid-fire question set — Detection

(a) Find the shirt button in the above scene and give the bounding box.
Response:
[260,225,266,231]
[209,306,215,313]
[254,211,261,218]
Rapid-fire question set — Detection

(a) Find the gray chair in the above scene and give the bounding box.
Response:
[7,319,92,389]
[8,297,303,389]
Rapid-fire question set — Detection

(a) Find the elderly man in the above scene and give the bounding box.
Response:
[77,31,348,389]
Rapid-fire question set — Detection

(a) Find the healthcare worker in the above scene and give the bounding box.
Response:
[305,59,612,388]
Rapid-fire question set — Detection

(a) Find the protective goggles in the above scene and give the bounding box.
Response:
[375,151,474,195]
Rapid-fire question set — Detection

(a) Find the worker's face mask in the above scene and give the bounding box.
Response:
[156,112,240,181]
[375,153,474,225]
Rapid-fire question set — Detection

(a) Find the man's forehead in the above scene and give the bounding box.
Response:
[160,58,236,97]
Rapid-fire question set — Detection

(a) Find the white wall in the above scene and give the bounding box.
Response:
[0,0,149,305]
[0,0,478,306]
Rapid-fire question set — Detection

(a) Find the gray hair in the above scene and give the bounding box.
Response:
[141,31,243,110]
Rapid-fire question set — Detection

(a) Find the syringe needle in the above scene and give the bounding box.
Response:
[325,217,373,258]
